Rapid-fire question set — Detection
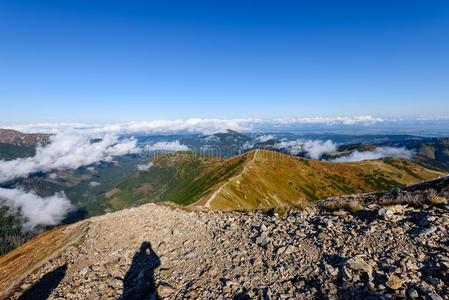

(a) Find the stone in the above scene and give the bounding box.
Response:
[427,292,443,300]
[406,287,419,299]
[345,256,373,274]
[386,274,404,290]
[255,234,270,246]
[79,267,91,275]
[158,284,176,298]
[378,205,405,217]
[418,226,438,236]
[6,188,449,299]
[284,245,296,255]
[324,263,338,276]
[341,266,352,281]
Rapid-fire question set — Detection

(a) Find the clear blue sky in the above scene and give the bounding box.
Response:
[1,0,449,123]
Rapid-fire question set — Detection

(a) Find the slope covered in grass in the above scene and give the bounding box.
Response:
[103,150,445,211]
[103,152,247,210]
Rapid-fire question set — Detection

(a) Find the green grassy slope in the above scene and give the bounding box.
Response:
[103,152,247,210]
[103,150,445,211]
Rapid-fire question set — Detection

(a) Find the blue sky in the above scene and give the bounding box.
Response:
[1,0,449,123]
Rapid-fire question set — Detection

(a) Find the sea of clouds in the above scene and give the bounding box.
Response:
[0,133,138,183]
[2,116,383,135]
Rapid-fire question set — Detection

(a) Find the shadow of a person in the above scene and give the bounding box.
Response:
[19,264,67,300]
[122,241,161,300]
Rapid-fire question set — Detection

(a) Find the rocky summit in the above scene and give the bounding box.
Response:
[2,192,449,299]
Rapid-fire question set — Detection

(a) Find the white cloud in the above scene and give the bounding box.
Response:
[89,181,101,187]
[273,139,337,159]
[137,162,154,172]
[332,147,415,162]
[2,116,384,135]
[255,134,275,143]
[274,140,304,155]
[0,133,138,183]
[270,115,383,126]
[0,188,73,230]
[143,140,189,152]
[3,119,252,135]
[241,141,255,151]
[302,140,338,159]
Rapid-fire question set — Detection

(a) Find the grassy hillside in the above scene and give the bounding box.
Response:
[103,150,445,211]
[0,222,88,298]
[103,152,247,210]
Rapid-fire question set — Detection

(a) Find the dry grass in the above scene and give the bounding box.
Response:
[0,222,89,299]
[381,193,425,206]
[429,195,448,205]
[318,198,364,213]
[348,200,364,212]
[194,149,444,211]
[428,189,448,205]
[319,185,449,212]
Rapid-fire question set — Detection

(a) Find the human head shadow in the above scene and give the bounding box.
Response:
[122,241,161,300]
[19,264,67,300]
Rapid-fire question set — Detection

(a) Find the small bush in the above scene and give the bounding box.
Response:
[348,200,364,213]
[428,189,448,205]
[319,198,364,213]
[429,196,447,205]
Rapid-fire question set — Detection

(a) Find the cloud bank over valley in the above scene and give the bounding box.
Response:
[331,147,415,162]
[273,140,338,159]
[0,188,73,230]
[0,133,138,183]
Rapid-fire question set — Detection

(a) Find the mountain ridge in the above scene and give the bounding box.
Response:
[103,149,445,211]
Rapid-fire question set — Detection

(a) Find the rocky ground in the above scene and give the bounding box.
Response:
[8,197,449,299]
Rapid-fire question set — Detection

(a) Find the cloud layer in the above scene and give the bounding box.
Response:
[273,140,337,159]
[0,133,138,183]
[332,147,415,162]
[0,188,73,230]
[144,140,189,152]
[3,116,384,135]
